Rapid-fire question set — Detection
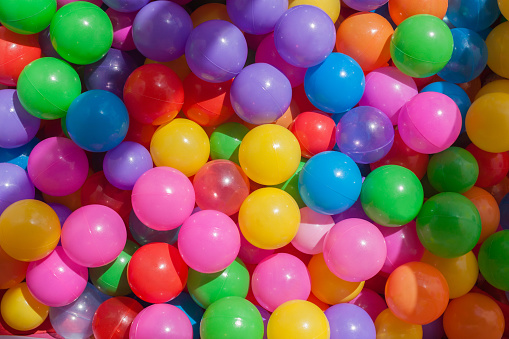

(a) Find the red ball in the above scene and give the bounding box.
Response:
[127,243,188,303]
[123,64,184,125]
[466,143,509,188]
[289,111,336,158]
[124,119,156,150]
[92,296,144,339]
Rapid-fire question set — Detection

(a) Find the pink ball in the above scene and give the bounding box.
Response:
[252,253,311,312]
[323,218,387,282]
[376,221,425,274]
[27,137,89,197]
[348,288,387,322]
[178,210,240,273]
[238,231,275,265]
[359,66,418,125]
[57,0,102,8]
[129,303,193,339]
[26,246,88,307]
[107,8,137,51]
[61,205,127,267]
[398,91,462,154]
[132,167,195,231]
[291,207,335,255]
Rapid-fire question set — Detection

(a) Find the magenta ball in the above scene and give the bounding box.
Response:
[238,232,275,265]
[185,20,247,83]
[103,141,153,190]
[274,5,336,68]
[129,303,193,339]
[178,210,240,273]
[398,91,462,154]
[323,218,387,282]
[252,253,311,312]
[0,162,35,215]
[227,0,288,35]
[27,137,89,197]
[359,66,418,125]
[343,0,388,11]
[107,9,136,51]
[349,288,387,322]
[131,167,195,231]
[291,207,335,255]
[26,246,88,307]
[61,205,127,268]
[230,63,292,125]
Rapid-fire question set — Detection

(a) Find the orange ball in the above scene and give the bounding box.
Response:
[443,293,505,339]
[191,3,231,28]
[335,12,393,72]
[389,0,448,26]
[0,246,28,289]
[385,262,449,325]
[375,309,423,339]
[462,186,500,244]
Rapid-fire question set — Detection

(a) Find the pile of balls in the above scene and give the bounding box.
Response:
[1,0,509,338]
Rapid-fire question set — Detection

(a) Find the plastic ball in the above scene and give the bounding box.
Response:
[16,57,81,120]
[129,209,180,246]
[0,245,29,290]
[0,162,35,215]
[124,118,156,150]
[343,0,387,11]
[186,20,247,83]
[239,232,275,266]
[288,0,340,23]
[239,187,300,250]
[447,0,500,32]
[417,192,481,258]
[103,0,148,12]
[487,24,509,77]
[27,137,88,197]
[0,0,56,35]
[132,166,195,231]
[107,9,136,51]
[227,0,288,34]
[501,0,509,19]
[92,296,144,339]
[398,91,462,154]
[390,14,454,78]
[291,207,334,255]
[474,79,509,100]
[0,137,39,171]
[466,143,509,188]
[129,303,193,339]
[168,292,204,339]
[389,0,448,25]
[210,122,249,165]
[463,187,500,243]
[304,52,365,113]
[289,111,336,159]
[325,303,376,339]
[50,1,113,65]
[0,282,49,331]
[191,3,231,27]
[348,288,387,322]
[375,309,423,339]
[127,243,188,303]
[478,230,509,291]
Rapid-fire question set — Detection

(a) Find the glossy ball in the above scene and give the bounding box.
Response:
[210,122,249,165]
[375,309,423,339]
[389,0,447,25]
[343,0,387,11]
[0,0,56,35]
[478,230,509,291]
[107,9,136,51]
[102,0,149,12]
[291,207,335,255]
[0,245,29,290]
[289,111,336,159]
[487,22,509,78]
[0,162,35,215]
[463,186,500,243]
[129,209,180,246]
[129,303,193,339]
[168,292,204,339]
[92,296,144,339]
[227,0,288,34]
[466,143,509,187]
[447,0,500,32]
[325,303,376,339]
[348,288,387,322]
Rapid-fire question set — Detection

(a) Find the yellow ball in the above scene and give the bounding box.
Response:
[486,22,509,79]
[0,199,60,262]
[150,118,210,177]
[1,282,49,331]
[289,0,341,23]
[239,187,300,250]
[499,0,509,20]
[239,124,301,186]
[375,309,423,339]
[191,3,231,27]
[475,79,509,100]
[267,300,330,339]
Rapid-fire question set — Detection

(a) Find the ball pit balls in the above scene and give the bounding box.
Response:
[388,0,448,25]
[288,0,340,23]
[92,296,144,339]
[447,0,500,32]
[210,122,249,165]
[107,8,136,51]
[325,303,376,339]
[191,3,231,27]
[0,245,29,290]
[390,14,454,78]
[463,186,500,243]
[289,111,336,159]
[348,288,387,322]
[0,0,56,35]
[0,162,35,214]
[16,57,81,120]
[103,0,149,13]
[50,1,113,65]
[375,309,423,338]
[343,0,387,11]
[129,209,180,246]
[0,199,60,262]
[227,0,288,35]
[466,143,509,187]
[129,303,193,339]
[168,292,204,339]
[291,207,335,255]
[478,230,509,291]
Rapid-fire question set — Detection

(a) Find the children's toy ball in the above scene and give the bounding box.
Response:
[0,162,35,215]
[107,9,136,51]
[0,245,29,289]
[466,143,509,187]
[129,303,193,339]
[289,111,336,159]
[0,0,56,35]
[388,0,448,25]
[348,288,387,322]
[343,0,387,11]
[210,122,249,165]
[375,309,423,338]
[227,0,288,35]
[168,292,204,339]
[325,303,376,339]
[463,186,500,243]
[291,207,335,255]
[446,0,500,32]
[92,296,144,339]
[129,209,180,245]
[288,0,340,23]
[103,0,149,13]
[478,230,509,291]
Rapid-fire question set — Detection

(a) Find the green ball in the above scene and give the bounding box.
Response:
[272,158,307,208]
[478,230,509,291]
[390,14,454,78]
[210,122,250,165]
[361,165,424,227]
[427,147,479,193]
[0,0,56,35]
[89,240,139,296]
[188,258,249,309]
[416,192,481,258]
[50,1,113,65]
[17,57,82,120]
[200,296,264,339]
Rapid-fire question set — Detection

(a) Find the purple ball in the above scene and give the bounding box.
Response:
[343,0,388,11]
[129,209,181,246]
[0,89,40,149]
[102,0,149,13]
[230,63,292,125]
[185,20,247,83]
[48,203,72,226]
[83,48,138,98]
[332,198,370,224]
[227,0,288,35]
[422,316,445,339]
[324,303,376,339]
[274,5,335,68]
[255,305,270,339]
[133,1,193,62]
[38,26,64,60]
[336,106,395,164]
[103,141,153,190]
[0,163,35,214]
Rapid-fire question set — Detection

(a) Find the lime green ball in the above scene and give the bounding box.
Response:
[478,230,509,291]
[361,165,424,227]
[390,14,454,78]
[200,296,264,339]
[272,158,307,208]
[0,0,56,35]
[17,57,82,120]
[50,1,113,65]
[210,122,250,165]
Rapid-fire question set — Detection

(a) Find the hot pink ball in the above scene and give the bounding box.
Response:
[26,246,88,307]
[129,303,193,339]
[252,253,311,312]
[398,91,462,154]
[107,8,136,51]
[178,210,240,273]
[27,137,89,197]
[291,207,335,255]
[238,232,275,265]
[359,66,418,125]
[61,205,127,268]
[132,167,195,231]
[348,288,387,322]
[323,218,387,282]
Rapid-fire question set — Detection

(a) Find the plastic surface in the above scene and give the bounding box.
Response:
[478,230,509,291]
[291,207,335,255]
[129,303,193,339]
[389,0,447,25]
[0,162,35,215]
[0,0,56,34]
[325,303,376,339]
[92,296,144,339]
[289,111,336,159]
[227,0,288,34]
[446,0,500,32]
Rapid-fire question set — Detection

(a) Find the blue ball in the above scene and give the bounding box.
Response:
[447,0,500,32]
[66,90,129,152]
[168,292,204,339]
[0,137,39,170]
[304,53,365,113]
[438,28,488,83]
[298,151,362,215]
